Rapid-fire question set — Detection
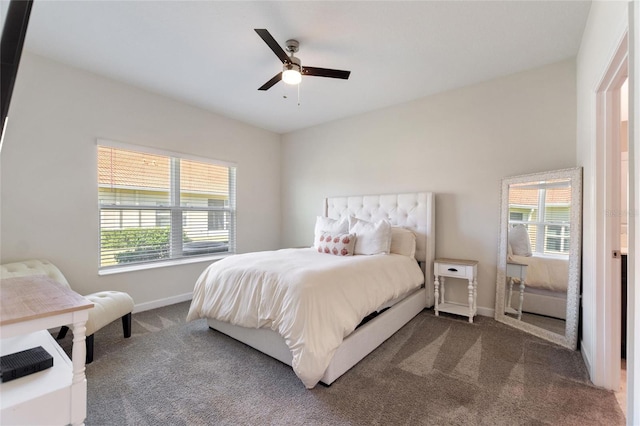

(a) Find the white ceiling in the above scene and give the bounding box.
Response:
[22,1,591,134]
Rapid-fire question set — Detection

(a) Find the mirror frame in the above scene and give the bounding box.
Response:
[494,167,582,349]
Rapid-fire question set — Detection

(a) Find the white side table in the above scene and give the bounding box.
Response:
[434,258,479,323]
[505,262,528,320]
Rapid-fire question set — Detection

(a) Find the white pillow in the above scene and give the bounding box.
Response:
[313,216,348,248]
[508,224,532,256]
[390,227,416,258]
[348,216,392,255]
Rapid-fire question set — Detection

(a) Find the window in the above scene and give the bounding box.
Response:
[208,199,228,231]
[98,142,236,270]
[508,179,571,255]
[509,212,524,221]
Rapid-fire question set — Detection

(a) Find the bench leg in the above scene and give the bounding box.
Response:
[86,334,94,364]
[57,326,69,340]
[61,314,130,364]
[122,312,132,338]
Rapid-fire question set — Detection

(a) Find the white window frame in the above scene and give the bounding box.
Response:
[97,139,236,275]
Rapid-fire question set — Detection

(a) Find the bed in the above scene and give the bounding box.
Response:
[187,192,435,388]
[507,254,569,319]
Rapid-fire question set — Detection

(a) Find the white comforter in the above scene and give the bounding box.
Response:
[509,254,569,292]
[186,248,424,388]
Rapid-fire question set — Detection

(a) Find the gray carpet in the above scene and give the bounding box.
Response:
[58,302,625,425]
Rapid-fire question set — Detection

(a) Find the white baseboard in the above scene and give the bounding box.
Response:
[476,306,495,318]
[132,292,193,313]
[134,295,495,319]
[581,339,593,379]
[427,306,494,318]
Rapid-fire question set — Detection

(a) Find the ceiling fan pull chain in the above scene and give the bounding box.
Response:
[297,82,301,107]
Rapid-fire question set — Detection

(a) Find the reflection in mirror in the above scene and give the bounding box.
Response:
[495,167,582,350]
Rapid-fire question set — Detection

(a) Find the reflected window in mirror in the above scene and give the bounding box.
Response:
[508,179,572,257]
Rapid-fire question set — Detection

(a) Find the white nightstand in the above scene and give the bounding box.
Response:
[434,258,479,323]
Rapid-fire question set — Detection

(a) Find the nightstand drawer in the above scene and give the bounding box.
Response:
[437,262,472,279]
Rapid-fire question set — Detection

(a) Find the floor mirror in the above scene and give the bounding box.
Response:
[494,167,582,349]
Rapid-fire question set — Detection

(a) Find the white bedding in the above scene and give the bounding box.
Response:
[509,254,569,292]
[186,248,424,388]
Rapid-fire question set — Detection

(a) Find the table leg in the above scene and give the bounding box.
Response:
[468,279,474,323]
[473,277,477,317]
[507,278,514,313]
[71,319,88,426]
[518,281,525,321]
[434,275,440,316]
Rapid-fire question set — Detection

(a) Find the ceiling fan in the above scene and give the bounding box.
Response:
[255,29,351,91]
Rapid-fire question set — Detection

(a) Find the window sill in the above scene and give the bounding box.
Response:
[532,253,570,260]
[98,253,233,276]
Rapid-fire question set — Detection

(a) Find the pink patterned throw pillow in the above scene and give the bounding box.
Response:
[315,232,356,256]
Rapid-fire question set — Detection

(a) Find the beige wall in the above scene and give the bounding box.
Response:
[281,59,577,314]
[0,52,282,308]
[0,54,578,317]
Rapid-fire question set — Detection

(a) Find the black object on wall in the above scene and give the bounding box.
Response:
[1,0,33,142]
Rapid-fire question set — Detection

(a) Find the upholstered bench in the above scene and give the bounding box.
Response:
[0,259,134,363]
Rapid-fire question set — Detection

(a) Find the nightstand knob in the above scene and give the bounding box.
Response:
[448,268,458,272]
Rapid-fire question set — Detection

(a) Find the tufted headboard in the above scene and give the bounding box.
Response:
[324,192,435,306]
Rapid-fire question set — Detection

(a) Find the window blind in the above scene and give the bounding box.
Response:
[98,143,236,269]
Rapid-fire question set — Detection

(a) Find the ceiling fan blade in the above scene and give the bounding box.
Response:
[255,29,290,64]
[258,72,282,91]
[303,66,351,80]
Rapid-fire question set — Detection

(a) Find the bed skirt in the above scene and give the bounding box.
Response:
[509,287,567,320]
[207,286,427,386]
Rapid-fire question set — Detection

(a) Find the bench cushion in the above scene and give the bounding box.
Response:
[84,291,135,336]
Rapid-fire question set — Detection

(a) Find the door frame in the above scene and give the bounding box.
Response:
[593,32,628,390]
[627,1,638,421]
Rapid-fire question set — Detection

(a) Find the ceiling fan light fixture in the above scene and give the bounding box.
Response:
[282,63,302,85]
[282,69,302,85]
